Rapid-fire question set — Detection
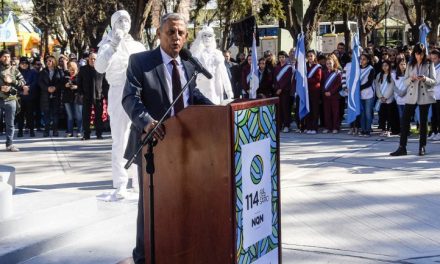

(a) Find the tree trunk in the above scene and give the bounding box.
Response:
[281,0,301,42]
[145,15,156,50]
[130,0,153,41]
[302,0,325,50]
[221,23,231,51]
[357,10,368,48]
[219,0,233,51]
[429,15,439,45]
[89,24,108,50]
[44,27,49,56]
[343,9,350,51]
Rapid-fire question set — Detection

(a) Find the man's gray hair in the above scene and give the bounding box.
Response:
[160,13,186,29]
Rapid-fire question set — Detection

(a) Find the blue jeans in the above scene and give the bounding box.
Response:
[397,104,405,125]
[0,99,17,147]
[64,103,83,133]
[360,97,374,133]
[43,99,60,132]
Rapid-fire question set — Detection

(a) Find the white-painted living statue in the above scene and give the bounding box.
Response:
[95,10,146,200]
[190,26,234,104]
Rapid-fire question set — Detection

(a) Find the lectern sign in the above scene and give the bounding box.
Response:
[234,104,279,264]
[242,138,272,248]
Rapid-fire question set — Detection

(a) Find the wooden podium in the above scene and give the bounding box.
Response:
[142,98,281,264]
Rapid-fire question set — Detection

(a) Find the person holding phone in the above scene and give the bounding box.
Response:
[63,61,82,137]
[390,43,436,156]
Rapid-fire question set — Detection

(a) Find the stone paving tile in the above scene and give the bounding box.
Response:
[1,130,440,263]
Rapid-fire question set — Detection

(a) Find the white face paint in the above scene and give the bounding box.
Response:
[202,32,214,48]
[114,16,131,35]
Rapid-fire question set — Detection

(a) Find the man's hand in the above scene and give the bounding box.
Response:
[276,89,282,96]
[22,85,30,96]
[144,120,165,141]
[325,91,331,97]
[1,85,11,93]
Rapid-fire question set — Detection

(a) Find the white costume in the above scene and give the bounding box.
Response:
[95,10,146,197]
[190,26,233,104]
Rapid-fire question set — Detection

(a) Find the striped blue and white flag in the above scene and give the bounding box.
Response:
[249,34,259,99]
[295,33,309,120]
[419,23,430,54]
[347,33,361,124]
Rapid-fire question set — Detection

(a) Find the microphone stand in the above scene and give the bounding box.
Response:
[124,69,199,264]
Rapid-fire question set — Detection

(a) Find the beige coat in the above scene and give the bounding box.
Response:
[404,62,436,105]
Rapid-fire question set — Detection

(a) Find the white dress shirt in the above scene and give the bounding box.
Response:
[160,47,189,116]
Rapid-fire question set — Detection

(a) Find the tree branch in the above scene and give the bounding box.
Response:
[367,0,393,33]
[400,0,414,28]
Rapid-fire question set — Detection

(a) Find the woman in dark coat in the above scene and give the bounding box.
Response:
[39,55,64,137]
[256,58,273,98]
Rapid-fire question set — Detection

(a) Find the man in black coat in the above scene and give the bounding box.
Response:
[17,57,38,137]
[77,52,109,140]
[122,13,212,264]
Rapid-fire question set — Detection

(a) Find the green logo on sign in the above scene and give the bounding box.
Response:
[250,155,264,185]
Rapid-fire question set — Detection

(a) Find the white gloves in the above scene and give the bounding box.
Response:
[110,29,124,49]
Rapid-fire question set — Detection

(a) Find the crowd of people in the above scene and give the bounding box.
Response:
[0,49,109,152]
[1,39,440,156]
[223,41,440,155]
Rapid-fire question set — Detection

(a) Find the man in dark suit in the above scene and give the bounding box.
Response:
[121,13,212,264]
[78,52,109,140]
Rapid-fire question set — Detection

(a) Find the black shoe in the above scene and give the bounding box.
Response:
[96,135,103,140]
[418,146,426,156]
[53,131,59,137]
[30,130,35,137]
[17,130,23,137]
[43,131,49,137]
[82,136,90,140]
[390,146,407,156]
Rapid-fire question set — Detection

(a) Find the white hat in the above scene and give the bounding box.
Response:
[111,10,131,29]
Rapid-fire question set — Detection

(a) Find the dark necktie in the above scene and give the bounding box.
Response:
[171,59,184,114]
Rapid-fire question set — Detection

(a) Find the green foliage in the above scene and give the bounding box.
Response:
[322,0,356,21]
[1,0,22,20]
[259,0,285,24]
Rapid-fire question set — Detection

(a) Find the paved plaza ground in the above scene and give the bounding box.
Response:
[0,127,439,263]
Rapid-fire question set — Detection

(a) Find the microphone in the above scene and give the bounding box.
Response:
[179,48,213,79]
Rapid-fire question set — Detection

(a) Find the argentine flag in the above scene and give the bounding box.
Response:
[295,33,309,120]
[347,33,361,124]
[249,34,259,99]
[419,23,430,55]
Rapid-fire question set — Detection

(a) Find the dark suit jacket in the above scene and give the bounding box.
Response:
[77,64,109,103]
[122,47,212,164]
